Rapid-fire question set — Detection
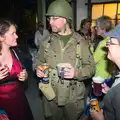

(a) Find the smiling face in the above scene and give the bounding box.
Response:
[1,25,18,48]
[106,38,120,63]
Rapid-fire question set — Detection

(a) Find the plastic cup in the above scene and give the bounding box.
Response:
[92,76,104,96]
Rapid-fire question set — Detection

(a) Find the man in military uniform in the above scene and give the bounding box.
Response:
[36,0,95,120]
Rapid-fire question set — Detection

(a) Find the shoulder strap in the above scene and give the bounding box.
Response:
[45,33,59,49]
[72,32,82,68]
[11,48,20,61]
[11,48,25,69]
[75,42,82,68]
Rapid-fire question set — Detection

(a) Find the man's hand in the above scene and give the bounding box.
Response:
[64,65,75,79]
[36,66,46,78]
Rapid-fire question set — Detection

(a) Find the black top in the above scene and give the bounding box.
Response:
[103,81,120,120]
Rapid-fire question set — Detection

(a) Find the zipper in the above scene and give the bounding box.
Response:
[59,38,74,61]
[59,40,64,61]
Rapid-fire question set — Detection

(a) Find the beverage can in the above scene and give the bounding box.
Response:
[0,109,9,120]
[104,78,114,87]
[90,98,100,112]
[40,63,49,83]
[42,77,49,84]
[40,63,49,73]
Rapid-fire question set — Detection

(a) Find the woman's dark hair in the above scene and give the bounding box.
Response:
[80,18,91,29]
[0,19,17,37]
[0,19,17,55]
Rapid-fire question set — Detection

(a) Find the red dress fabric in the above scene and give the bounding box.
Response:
[0,52,34,120]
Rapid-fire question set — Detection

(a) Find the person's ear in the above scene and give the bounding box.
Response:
[63,18,67,24]
[0,36,4,42]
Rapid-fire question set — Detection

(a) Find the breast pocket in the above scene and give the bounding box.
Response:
[66,50,76,67]
[44,49,57,68]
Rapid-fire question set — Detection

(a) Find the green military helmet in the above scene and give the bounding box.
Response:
[46,0,73,20]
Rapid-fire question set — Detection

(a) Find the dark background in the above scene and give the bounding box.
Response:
[0,0,37,31]
[0,0,55,52]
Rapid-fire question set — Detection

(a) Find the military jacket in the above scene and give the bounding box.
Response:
[36,32,95,105]
[36,32,95,80]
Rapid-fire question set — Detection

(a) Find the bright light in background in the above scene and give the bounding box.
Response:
[92,3,120,27]
[104,4,117,19]
[92,4,103,20]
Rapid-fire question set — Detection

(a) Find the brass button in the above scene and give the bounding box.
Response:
[70,83,72,86]
[74,82,77,85]
[53,73,56,76]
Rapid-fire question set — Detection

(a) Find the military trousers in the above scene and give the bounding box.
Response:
[42,97,84,120]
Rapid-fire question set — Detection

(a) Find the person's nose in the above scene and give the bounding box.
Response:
[106,43,110,48]
[15,33,18,39]
[49,19,54,25]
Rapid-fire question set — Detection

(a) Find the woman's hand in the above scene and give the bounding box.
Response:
[18,69,28,81]
[0,66,9,80]
[102,83,110,94]
[91,109,104,120]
